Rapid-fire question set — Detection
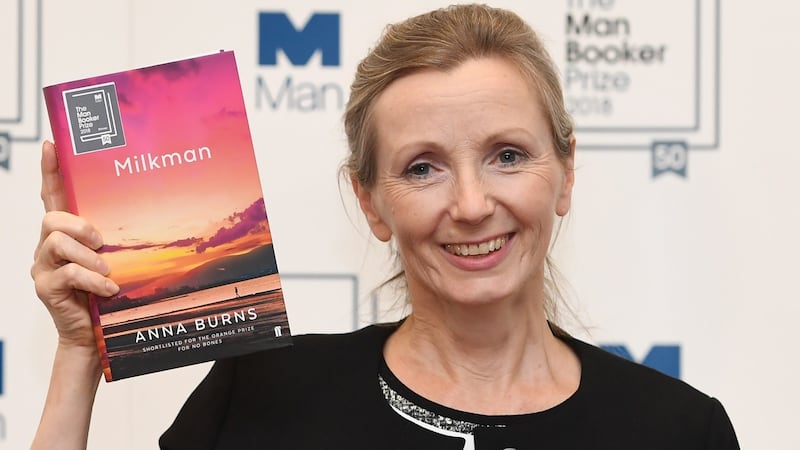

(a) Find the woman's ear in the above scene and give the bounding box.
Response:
[555,136,576,217]
[352,176,393,242]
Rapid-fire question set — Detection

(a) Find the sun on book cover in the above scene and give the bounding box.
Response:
[43,51,292,381]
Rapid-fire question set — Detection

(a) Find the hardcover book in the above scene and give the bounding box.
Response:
[43,51,292,381]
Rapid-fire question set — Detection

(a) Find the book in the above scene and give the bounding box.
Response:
[43,51,292,381]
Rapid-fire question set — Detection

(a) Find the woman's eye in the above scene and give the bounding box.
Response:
[497,149,522,166]
[406,162,432,178]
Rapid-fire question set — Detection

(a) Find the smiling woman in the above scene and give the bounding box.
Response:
[352,57,581,416]
[359,59,572,311]
[30,4,738,450]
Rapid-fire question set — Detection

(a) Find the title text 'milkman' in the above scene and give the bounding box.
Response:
[114,146,212,177]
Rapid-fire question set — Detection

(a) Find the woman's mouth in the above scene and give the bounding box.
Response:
[443,234,509,256]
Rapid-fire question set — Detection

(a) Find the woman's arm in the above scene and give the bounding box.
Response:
[29,141,120,450]
[31,345,102,450]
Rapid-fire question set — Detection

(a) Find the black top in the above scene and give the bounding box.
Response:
[160,323,739,450]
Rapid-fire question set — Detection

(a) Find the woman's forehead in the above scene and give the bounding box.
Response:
[371,59,549,151]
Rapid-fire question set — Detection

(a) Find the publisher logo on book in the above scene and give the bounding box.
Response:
[63,82,126,154]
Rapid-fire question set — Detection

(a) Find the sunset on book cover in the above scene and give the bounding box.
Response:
[43,51,292,381]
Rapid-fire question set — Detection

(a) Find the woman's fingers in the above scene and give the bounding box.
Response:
[34,261,117,305]
[40,140,68,213]
[31,233,118,348]
[32,230,118,298]
[35,211,103,261]
[31,141,109,357]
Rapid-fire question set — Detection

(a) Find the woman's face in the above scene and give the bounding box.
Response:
[356,57,574,309]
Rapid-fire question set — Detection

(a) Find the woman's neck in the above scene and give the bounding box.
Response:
[383,301,581,415]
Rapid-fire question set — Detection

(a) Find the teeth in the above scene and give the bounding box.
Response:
[445,236,507,256]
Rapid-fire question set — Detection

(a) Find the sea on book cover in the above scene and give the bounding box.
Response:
[42,51,292,381]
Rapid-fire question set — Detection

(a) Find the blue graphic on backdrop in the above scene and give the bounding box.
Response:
[652,141,689,177]
[601,343,681,378]
[255,11,344,112]
[0,0,43,171]
[258,12,340,67]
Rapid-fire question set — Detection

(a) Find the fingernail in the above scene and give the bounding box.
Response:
[91,231,103,249]
[97,258,110,274]
[105,279,119,295]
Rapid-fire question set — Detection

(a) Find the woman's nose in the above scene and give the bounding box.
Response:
[448,173,495,225]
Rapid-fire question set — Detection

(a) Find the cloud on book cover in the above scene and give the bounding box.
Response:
[103,199,266,255]
[103,237,201,253]
[164,237,203,248]
[212,107,245,119]
[139,59,201,82]
[117,92,132,107]
[102,243,160,253]
[197,199,267,254]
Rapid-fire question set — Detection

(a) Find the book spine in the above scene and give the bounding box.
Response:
[42,85,115,382]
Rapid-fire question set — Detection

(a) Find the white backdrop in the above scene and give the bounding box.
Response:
[1,0,798,448]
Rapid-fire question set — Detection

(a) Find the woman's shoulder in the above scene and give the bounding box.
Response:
[235,322,397,365]
[293,322,400,352]
[563,335,738,448]
[160,323,402,449]
[568,335,708,402]
[218,322,400,389]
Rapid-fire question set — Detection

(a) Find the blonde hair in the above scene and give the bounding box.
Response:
[343,4,575,323]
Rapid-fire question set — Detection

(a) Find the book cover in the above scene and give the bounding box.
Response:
[43,51,292,381]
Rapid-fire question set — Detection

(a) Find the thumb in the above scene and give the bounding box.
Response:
[41,140,68,213]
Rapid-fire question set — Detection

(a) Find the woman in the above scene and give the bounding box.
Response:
[31,4,738,449]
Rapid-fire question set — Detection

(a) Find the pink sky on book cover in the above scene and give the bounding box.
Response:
[45,52,272,296]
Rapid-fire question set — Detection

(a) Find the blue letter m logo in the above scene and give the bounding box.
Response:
[601,344,681,379]
[259,12,340,67]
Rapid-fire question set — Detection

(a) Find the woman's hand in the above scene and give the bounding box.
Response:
[30,141,118,450]
[30,141,119,349]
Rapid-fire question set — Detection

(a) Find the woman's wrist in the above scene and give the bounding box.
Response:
[54,340,102,378]
[31,341,102,450]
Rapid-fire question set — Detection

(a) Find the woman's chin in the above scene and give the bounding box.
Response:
[435,283,526,310]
